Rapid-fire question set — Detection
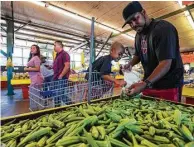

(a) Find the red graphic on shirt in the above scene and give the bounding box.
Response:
[141,37,147,54]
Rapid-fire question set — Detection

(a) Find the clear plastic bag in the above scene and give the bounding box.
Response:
[124,70,140,88]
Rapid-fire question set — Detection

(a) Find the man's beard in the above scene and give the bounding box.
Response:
[134,26,144,33]
[134,15,146,33]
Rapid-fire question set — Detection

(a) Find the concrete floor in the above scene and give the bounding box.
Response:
[1,89,30,118]
[1,87,122,118]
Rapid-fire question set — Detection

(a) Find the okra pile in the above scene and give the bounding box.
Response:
[1,97,194,147]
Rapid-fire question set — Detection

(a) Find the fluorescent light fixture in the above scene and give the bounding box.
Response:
[178,0,194,29]
[29,1,45,7]
[48,5,91,24]
[1,31,6,36]
[17,29,81,44]
[184,11,194,29]
[0,19,6,24]
[19,30,35,35]
[97,24,134,40]
[178,0,183,7]
[97,23,119,33]
[15,24,85,41]
[122,34,135,40]
[29,1,135,40]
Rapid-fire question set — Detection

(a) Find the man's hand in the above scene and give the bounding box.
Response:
[58,74,63,80]
[24,67,31,71]
[44,65,52,69]
[59,62,70,80]
[123,63,132,71]
[24,67,27,71]
[114,80,127,87]
[127,81,146,96]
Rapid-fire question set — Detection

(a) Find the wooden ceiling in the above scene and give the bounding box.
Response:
[1,1,194,51]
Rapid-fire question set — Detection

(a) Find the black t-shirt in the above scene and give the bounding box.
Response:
[86,55,113,81]
[135,19,184,89]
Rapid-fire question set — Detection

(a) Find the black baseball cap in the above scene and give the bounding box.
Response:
[122,1,143,28]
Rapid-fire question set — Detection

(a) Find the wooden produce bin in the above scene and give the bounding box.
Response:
[1,95,193,125]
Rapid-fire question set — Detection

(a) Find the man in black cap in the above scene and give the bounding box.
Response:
[122,1,184,102]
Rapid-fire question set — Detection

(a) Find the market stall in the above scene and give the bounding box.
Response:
[1,95,194,146]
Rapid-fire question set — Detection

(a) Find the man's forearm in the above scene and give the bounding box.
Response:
[24,67,40,72]
[130,55,140,67]
[146,59,172,84]
[60,66,70,77]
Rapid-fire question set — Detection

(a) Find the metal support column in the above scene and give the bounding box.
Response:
[6,1,14,95]
[85,41,95,61]
[93,39,96,62]
[88,17,95,103]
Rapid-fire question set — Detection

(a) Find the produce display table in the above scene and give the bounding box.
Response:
[1,95,194,123]
[1,76,7,88]
[11,79,31,99]
[10,78,82,84]
[1,75,124,85]
[1,95,193,147]
[11,79,31,85]
[1,76,7,81]
[182,86,194,105]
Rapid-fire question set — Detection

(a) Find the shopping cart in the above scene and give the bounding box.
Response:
[29,72,114,111]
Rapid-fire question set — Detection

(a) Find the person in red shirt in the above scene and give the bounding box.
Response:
[53,40,71,105]
[53,40,70,80]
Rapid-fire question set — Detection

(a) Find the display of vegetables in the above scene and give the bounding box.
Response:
[1,97,194,147]
[13,72,29,80]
